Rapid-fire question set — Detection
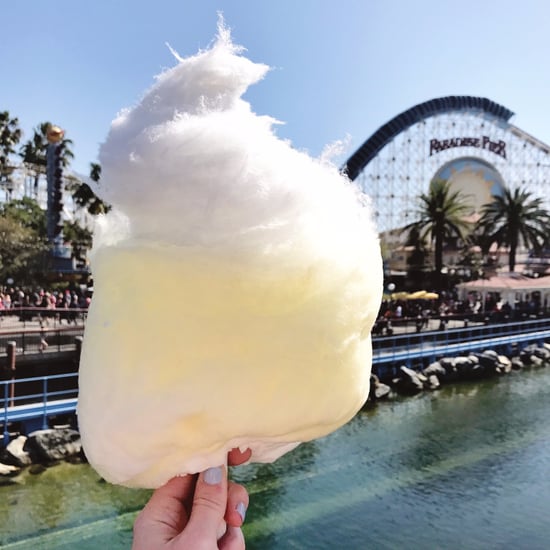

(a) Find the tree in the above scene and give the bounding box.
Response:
[404,179,472,289]
[0,198,49,286]
[478,187,550,273]
[0,111,22,194]
[1,196,47,235]
[72,162,110,215]
[405,226,429,289]
[63,220,93,267]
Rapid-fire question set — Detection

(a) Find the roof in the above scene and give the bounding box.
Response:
[457,273,550,292]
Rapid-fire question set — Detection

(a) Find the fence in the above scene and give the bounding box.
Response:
[0,307,88,330]
[2,313,550,444]
[372,316,550,379]
[1,372,78,442]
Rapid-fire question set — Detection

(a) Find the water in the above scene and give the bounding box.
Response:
[1,368,549,549]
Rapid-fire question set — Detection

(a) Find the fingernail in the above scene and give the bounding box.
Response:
[236,501,247,523]
[204,466,223,485]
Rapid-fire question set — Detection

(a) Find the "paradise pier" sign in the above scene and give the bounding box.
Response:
[429,136,507,159]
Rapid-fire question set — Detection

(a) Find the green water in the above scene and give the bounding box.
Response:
[1,368,549,549]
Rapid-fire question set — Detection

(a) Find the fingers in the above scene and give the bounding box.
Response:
[225,480,249,527]
[132,475,195,549]
[185,465,228,540]
[219,525,245,550]
[133,454,251,550]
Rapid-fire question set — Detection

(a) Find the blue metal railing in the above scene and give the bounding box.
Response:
[374,317,550,353]
[371,317,550,378]
[2,317,550,445]
[1,372,78,443]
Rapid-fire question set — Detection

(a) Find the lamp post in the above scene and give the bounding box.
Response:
[46,125,65,249]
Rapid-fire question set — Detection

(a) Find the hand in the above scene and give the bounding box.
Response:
[132,448,251,550]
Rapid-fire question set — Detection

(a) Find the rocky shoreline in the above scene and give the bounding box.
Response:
[0,427,84,483]
[369,341,550,400]
[1,342,548,481]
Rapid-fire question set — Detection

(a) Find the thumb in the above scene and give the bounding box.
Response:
[186,465,228,540]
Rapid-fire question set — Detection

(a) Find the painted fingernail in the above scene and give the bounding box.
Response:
[204,466,223,485]
[236,501,247,523]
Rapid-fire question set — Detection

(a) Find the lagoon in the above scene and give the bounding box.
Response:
[1,367,549,549]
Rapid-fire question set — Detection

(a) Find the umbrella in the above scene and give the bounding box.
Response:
[407,290,428,300]
[391,291,410,300]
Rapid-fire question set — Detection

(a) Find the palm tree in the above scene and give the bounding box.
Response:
[0,111,22,193]
[72,162,110,215]
[405,226,429,289]
[478,187,550,273]
[404,179,472,289]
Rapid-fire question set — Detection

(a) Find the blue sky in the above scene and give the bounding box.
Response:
[2,0,550,175]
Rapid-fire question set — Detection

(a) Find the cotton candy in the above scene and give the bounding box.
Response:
[77,19,383,488]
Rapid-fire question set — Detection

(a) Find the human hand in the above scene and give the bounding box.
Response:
[132,448,251,550]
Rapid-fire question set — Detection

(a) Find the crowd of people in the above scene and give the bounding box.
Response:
[374,288,546,336]
[0,286,91,327]
[0,286,91,311]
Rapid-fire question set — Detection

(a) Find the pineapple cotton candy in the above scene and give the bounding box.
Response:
[77,21,383,488]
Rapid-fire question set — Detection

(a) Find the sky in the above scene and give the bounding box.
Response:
[2,0,550,176]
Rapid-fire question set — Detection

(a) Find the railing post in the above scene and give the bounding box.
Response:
[42,377,48,430]
[3,381,9,444]
[6,341,16,408]
[74,335,83,360]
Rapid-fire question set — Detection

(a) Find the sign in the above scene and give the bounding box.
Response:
[429,136,506,159]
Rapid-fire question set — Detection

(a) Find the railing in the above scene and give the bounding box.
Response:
[372,317,550,374]
[0,326,84,356]
[2,314,550,445]
[373,316,550,351]
[1,372,78,443]
[0,306,88,330]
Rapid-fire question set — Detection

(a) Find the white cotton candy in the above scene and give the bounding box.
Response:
[77,18,383,488]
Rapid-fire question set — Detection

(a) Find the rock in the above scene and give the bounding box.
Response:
[393,366,425,395]
[2,436,32,468]
[530,355,544,368]
[454,356,475,376]
[0,462,20,477]
[416,371,428,383]
[423,361,446,378]
[436,357,459,381]
[519,351,532,365]
[439,357,455,373]
[497,355,512,374]
[520,344,544,365]
[24,428,82,464]
[532,346,550,361]
[465,351,501,377]
[480,351,498,369]
[482,349,499,361]
[375,383,391,400]
[511,357,524,370]
[65,454,85,465]
[425,374,440,390]
[470,363,487,378]
[368,374,391,401]
[28,464,47,475]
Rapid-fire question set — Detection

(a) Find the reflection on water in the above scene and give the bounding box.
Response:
[1,368,549,549]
